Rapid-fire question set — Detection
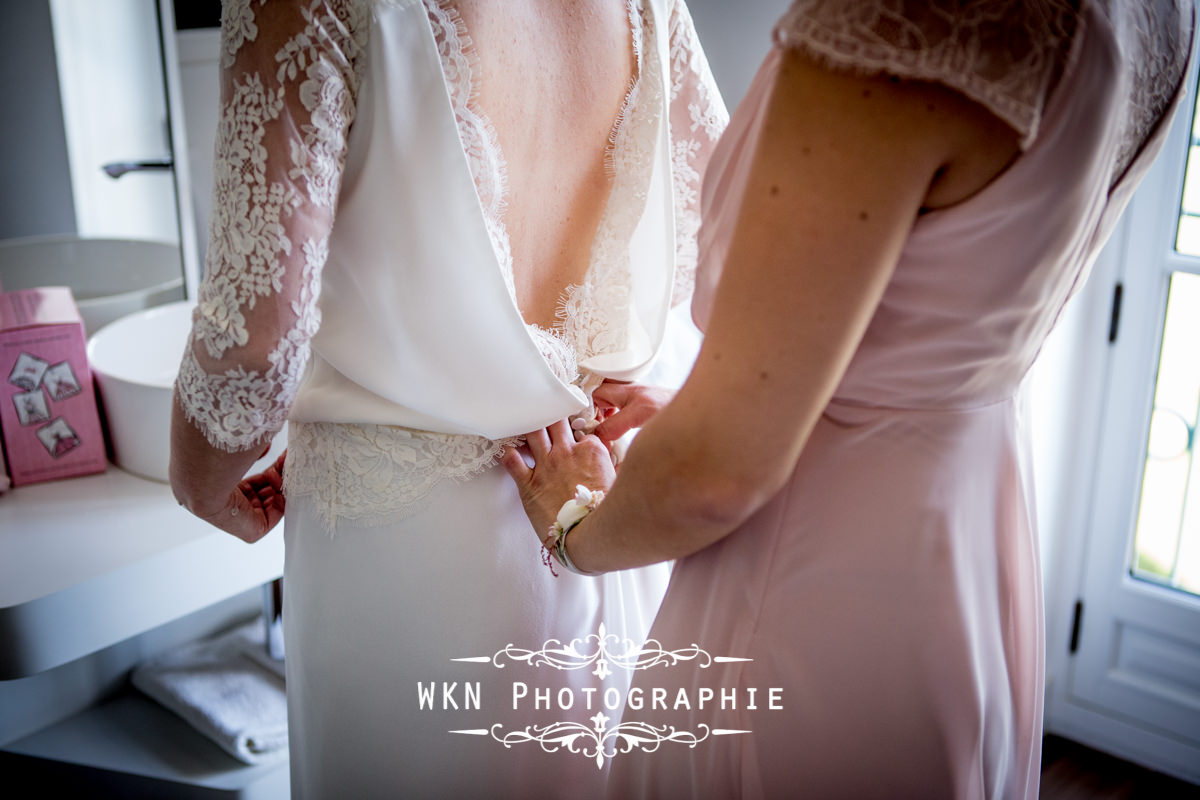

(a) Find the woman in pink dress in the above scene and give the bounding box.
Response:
[503,1,1195,797]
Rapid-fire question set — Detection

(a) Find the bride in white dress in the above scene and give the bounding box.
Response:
[169,0,725,796]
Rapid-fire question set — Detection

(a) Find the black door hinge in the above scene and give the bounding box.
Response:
[1069,600,1084,654]
[1107,283,1124,343]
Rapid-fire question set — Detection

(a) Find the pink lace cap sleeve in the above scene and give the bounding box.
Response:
[773,0,1080,149]
[667,0,729,306]
[175,0,368,452]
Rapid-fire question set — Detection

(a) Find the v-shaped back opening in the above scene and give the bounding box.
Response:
[423,0,655,377]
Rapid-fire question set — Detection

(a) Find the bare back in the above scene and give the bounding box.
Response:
[454,0,637,329]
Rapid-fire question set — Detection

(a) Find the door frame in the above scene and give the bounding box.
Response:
[1042,41,1200,784]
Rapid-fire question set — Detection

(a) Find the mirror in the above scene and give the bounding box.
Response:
[0,0,202,326]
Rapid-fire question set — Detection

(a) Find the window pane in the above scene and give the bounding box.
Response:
[1131,272,1200,596]
[1175,90,1200,255]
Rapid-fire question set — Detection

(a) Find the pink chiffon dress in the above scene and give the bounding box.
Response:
[608,2,1194,798]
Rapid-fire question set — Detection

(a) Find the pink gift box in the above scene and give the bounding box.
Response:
[0,287,106,486]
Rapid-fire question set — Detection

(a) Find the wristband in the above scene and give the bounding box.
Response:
[541,484,604,576]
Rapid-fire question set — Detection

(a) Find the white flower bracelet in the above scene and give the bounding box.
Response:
[542,484,605,576]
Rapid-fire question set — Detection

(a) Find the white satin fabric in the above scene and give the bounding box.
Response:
[287,0,677,436]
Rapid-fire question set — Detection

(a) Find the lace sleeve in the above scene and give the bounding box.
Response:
[667,0,729,306]
[773,0,1079,149]
[175,0,368,452]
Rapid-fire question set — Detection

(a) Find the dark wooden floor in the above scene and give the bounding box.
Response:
[1040,735,1198,799]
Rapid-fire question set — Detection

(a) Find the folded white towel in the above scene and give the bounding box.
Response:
[241,633,287,680]
[131,619,287,765]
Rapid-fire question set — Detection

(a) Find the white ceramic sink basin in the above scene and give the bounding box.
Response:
[87,302,195,482]
[0,236,185,336]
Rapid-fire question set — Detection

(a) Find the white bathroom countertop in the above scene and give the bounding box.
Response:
[0,465,284,680]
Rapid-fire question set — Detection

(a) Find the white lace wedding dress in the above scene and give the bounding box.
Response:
[174,0,725,796]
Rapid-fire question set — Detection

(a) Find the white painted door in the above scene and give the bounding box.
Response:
[1065,53,1200,783]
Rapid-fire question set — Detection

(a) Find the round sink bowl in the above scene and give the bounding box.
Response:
[87,302,195,482]
[0,236,185,336]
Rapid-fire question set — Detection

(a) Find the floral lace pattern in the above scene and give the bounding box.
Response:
[774,0,1079,149]
[1114,0,1191,178]
[667,0,728,304]
[424,0,589,382]
[425,0,509,250]
[179,237,327,446]
[773,0,1191,175]
[219,0,266,69]
[180,0,726,529]
[556,0,656,361]
[278,1,371,209]
[285,422,522,530]
[177,0,367,452]
[193,70,288,359]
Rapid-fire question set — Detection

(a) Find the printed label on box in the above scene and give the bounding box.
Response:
[8,352,48,391]
[36,418,82,458]
[14,389,50,426]
[0,288,106,485]
[44,361,82,401]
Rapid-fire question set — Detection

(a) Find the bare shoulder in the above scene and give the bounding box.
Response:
[772,47,1021,210]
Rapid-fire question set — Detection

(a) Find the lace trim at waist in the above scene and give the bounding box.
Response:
[283,421,520,531]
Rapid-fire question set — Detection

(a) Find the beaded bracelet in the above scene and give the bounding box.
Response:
[541,485,604,577]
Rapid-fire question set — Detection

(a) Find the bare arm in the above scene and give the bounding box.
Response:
[170,400,284,542]
[504,48,1019,571]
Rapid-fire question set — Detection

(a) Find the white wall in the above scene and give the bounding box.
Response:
[687,0,791,108]
[175,29,221,271]
[0,0,77,239]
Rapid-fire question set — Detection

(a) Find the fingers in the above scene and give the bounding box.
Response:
[254,481,280,508]
[547,418,573,448]
[592,385,674,442]
[594,406,653,443]
[500,446,531,482]
[238,479,260,510]
[241,467,283,495]
[255,487,286,532]
[186,484,280,544]
[592,380,636,408]
[526,427,551,460]
[237,478,283,522]
[522,419,575,461]
[225,492,270,544]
